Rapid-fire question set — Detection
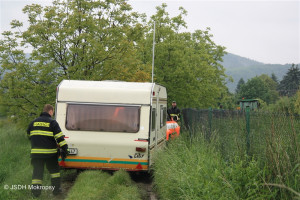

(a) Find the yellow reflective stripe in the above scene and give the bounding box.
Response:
[30,130,53,137]
[32,179,42,184]
[59,140,67,147]
[54,132,63,139]
[31,149,57,154]
[33,122,50,127]
[51,173,60,178]
[170,114,178,116]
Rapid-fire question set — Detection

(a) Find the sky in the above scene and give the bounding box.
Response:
[0,0,299,65]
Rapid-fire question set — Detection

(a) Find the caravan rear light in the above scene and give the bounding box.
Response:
[136,147,146,152]
[153,91,155,96]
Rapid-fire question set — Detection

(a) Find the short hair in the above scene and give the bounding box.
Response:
[43,104,54,113]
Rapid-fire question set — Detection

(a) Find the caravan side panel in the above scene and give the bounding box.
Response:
[148,85,167,166]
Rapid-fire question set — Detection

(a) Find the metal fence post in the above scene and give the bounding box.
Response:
[245,107,250,155]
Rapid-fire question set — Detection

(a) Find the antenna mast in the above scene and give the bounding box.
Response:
[152,21,156,83]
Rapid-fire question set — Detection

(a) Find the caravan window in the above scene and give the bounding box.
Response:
[160,106,167,128]
[66,104,140,133]
[151,108,156,131]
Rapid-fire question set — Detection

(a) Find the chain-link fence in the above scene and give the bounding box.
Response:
[181,108,300,165]
[180,108,300,198]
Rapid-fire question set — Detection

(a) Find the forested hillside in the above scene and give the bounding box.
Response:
[222,53,294,92]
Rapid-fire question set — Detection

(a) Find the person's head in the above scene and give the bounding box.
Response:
[43,104,54,117]
[172,101,177,108]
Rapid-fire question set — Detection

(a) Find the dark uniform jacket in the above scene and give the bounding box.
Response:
[167,106,181,121]
[27,112,68,158]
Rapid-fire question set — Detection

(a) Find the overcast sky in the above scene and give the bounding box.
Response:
[1,0,299,64]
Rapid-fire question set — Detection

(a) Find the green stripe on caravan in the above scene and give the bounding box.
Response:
[58,158,148,165]
[33,122,50,127]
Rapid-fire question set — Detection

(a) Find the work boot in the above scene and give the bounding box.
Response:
[31,187,41,198]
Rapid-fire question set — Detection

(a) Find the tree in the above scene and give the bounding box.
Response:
[278,64,300,96]
[0,1,228,126]
[0,0,150,126]
[271,73,278,85]
[235,78,245,94]
[238,74,279,104]
[137,4,227,108]
[239,77,267,100]
[258,74,279,104]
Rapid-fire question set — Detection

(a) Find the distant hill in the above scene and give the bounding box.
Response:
[221,53,294,93]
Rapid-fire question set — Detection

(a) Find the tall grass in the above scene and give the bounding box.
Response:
[153,134,276,199]
[177,110,300,199]
[66,170,141,200]
[212,112,300,199]
[0,120,34,199]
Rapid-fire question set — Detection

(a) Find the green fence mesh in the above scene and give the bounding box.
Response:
[181,108,300,164]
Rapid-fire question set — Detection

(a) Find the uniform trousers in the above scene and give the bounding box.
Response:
[31,155,61,196]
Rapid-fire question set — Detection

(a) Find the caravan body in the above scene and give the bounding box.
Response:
[55,80,167,171]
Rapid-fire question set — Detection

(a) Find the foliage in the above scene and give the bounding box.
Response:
[137,4,227,108]
[66,170,141,200]
[0,104,8,117]
[271,73,279,86]
[295,90,300,114]
[278,64,300,97]
[0,0,228,126]
[267,96,296,114]
[0,0,150,127]
[238,74,279,104]
[235,78,245,94]
[217,89,236,110]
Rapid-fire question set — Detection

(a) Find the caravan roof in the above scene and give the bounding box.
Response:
[57,80,162,105]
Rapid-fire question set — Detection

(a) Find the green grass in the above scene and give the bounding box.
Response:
[0,120,34,199]
[66,170,141,200]
[153,135,277,200]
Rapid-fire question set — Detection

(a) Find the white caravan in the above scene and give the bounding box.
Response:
[55,80,167,171]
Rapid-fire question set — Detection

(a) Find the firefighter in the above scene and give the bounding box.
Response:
[167,101,181,121]
[27,104,69,197]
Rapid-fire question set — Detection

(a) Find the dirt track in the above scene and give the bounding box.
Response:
[130,172,158,200]
[56,170,158,200]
